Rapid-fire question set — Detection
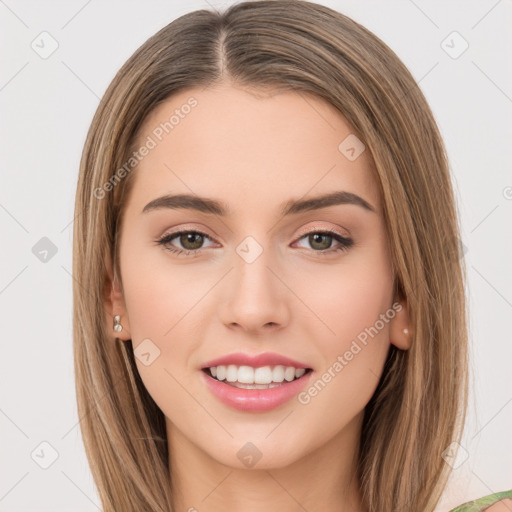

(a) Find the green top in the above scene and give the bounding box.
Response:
[449,490,512,511]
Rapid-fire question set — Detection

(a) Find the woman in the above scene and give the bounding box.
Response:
[72,1,510,510]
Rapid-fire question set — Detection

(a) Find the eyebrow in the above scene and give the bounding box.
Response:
[141,190,376,216]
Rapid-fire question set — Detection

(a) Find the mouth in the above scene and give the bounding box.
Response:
[200,364,314,412]
[201,365,314,389]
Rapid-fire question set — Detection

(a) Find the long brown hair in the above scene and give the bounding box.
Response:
[72,1,469,510]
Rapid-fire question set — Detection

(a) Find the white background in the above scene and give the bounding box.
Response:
[1,1,511,510]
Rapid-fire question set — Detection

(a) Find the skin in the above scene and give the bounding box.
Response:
[105,82,411,512]
[487,500,512,511]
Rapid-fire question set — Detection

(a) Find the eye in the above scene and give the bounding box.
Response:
[293,229,353,255]
[156,228,354,257]
[156,230,216,257]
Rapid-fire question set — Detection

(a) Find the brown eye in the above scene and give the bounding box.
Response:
[156,228,353,258]
[309,233,333,251]
[178,232,205,250]
[294,230,353,255]
[157,230,215,256]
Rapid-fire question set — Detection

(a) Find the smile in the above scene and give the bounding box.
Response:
[200,366,314,412]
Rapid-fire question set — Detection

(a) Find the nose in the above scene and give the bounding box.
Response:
[218,247,290,334]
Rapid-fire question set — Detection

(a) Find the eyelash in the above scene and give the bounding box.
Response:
[156,228,353,257]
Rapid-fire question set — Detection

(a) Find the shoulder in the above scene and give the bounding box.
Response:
[448,489,512,511]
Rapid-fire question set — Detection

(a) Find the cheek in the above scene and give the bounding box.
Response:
[291,239,394,351]
[120,253,202,417]
[120,236,202,342]
[320,267,393,342]
[119,240,206,400]
[291,243,393,409]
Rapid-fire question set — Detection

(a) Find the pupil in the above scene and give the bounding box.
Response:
[310,233,331,250]
[182,233,202,249]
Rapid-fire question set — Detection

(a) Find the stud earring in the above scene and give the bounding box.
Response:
[113,315,123,333]
[403,328,409,334]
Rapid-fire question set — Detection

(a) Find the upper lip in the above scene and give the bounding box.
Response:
[201,352,311,370]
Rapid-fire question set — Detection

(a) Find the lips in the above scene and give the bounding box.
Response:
[200,366,314,412]
[201,351,311,370]
[199,351,314,412]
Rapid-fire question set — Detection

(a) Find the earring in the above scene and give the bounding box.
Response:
[403,328,409,334]
[113,315,123,333]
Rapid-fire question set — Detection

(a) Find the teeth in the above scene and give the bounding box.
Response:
[207,365,307,384]
[255,366,273,383]
[226,365,240,382]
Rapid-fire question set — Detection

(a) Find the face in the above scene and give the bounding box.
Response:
[108,82,410,470]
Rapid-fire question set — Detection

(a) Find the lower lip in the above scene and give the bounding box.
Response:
[200,369,313,412]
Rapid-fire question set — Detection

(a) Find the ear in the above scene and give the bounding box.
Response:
[103,252,131,341]
[389,298,411,350]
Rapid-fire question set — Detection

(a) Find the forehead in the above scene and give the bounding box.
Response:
[128,83,381,216]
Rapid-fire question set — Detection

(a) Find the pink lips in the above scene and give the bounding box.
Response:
[199,351,313,413]
[201,351,310,370]
[200,369,313,412]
